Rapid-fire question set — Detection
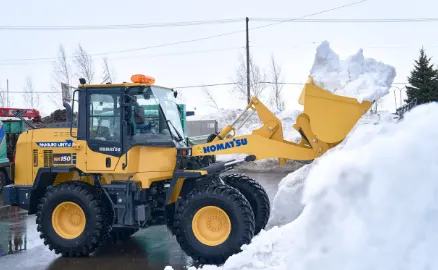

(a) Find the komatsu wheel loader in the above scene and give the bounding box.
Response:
[2,74,372,264]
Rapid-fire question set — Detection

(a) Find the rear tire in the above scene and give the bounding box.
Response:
[222,174,270,235]
[173,183,255,265]
[36,182,109,257]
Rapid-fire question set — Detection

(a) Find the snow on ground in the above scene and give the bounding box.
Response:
[190,99,438,270]
[310,41,396,103]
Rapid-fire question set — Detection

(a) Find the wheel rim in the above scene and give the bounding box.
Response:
[192,206,231,246]
[52,201,86,239]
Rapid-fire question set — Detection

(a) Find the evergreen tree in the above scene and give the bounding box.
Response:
[405,47,438,105]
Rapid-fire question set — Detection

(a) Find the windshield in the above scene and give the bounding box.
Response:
[127,86,184,144]
[150,86,184,139]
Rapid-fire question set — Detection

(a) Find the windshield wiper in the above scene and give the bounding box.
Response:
[167,120,184,142]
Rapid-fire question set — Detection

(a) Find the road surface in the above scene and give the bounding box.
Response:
[0,172,288,270]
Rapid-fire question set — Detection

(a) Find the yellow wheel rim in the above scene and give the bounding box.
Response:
[52,201,86,239]
[192,206,231,246]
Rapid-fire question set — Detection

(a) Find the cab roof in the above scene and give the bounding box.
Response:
[76,74,175,92]
[77,82,175,92]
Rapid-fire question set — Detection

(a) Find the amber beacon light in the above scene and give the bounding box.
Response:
[131,74,156,84]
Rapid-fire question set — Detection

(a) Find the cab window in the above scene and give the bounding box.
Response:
[89,93,121,142]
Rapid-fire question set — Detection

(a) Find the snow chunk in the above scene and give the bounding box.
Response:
[190,102,435,270]
[310,41,396,103]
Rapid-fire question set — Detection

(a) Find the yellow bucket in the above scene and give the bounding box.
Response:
[297,76,372,144]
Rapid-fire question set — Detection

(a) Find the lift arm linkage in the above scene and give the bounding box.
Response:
[191,96,330,164]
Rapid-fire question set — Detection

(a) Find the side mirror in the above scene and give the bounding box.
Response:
[122,94,136,106]
[174,91,178,98]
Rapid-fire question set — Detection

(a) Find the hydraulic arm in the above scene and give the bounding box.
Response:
[191,76,373,164]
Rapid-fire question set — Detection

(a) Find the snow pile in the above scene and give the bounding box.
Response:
[190,101,438,270]
[310,41,396,103]
[268,111,398,228]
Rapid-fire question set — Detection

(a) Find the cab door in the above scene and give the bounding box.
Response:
[86,90,123,171]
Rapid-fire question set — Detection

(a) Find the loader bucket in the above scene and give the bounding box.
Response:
[298,76,372,144]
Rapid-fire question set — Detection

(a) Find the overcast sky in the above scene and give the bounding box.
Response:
[0,0,436,116]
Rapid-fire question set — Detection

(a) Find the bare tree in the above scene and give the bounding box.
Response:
[268,55,285,111]
[0,89,6,107]
[51,44,72,108]
[202,87,219,110]
[0,81,14,107]
[232,52,267,101]
[23,76,40,109]
[101,57,116,83]
[73,44,95,84]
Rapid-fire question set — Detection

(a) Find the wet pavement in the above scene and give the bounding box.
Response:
[0,172,288,270]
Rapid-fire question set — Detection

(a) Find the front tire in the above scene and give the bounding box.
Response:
[173,183,255,265]
[36,182,109,257]
[222,174,270,235]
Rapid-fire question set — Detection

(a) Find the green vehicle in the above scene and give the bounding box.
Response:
[0,120,24,191]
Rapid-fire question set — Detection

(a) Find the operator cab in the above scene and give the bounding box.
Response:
[73,75,186,158]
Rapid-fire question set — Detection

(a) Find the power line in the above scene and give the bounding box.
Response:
[174,82,238,89]
[0,0,368,64]
[0,46,244,65]
[251,44,438,50]
[3,17,436,32]
[174,81,409,89]
[3,41,434,65]
[0,30,246,63]
[248,0,369,31]
[0,19,243,31]
[251,17,438,23]
[0,81,410,94]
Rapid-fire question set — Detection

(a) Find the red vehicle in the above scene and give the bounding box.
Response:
[0,108,41,122]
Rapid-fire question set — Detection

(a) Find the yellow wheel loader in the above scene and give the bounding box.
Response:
[2,74,372,264]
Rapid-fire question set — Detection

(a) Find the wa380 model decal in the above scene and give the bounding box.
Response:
[203,138,248,153]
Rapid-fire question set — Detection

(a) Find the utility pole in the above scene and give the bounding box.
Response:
[246,17,250,104]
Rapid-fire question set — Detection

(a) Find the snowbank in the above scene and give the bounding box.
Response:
[310,41,396,103]
[267,111,398,228]
[190,102,438,270]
